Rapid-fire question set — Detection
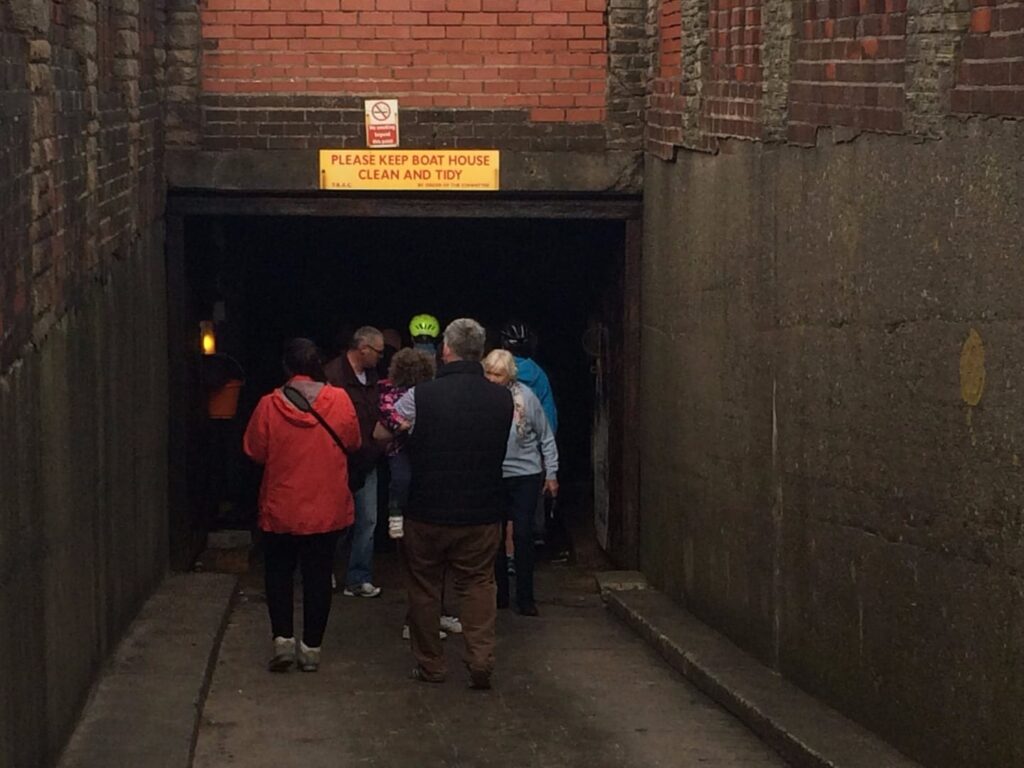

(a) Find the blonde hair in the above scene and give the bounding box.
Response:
[482,349,517,382]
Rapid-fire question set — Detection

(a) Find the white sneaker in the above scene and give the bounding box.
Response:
[343,582,382,598]
[268,636,295,672]
[402,624,448,640]
[440,615,463,634]
[297,641,320,672]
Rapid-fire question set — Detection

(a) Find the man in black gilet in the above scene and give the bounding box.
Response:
[390,318,512,689]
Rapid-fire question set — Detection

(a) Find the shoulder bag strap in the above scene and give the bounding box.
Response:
[281,385,351,456]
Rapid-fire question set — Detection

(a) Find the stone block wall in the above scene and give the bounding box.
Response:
[0,2,169,766]
[642,0,1024,763]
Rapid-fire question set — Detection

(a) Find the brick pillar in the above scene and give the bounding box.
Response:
[165,0,200,147]
[679,0,710,149]
[762,0,794,141]
[905,0,970,136]
[10,1,61,340]
[0,29,33,368]
[607,0,650,150]
[113,0,142,234]
[69,0,101,273]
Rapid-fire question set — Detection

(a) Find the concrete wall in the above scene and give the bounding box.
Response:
[0,235,169,768]
[0,1,169,765]
[640,121,1024,768]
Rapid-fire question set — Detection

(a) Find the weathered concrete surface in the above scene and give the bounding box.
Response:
[194,557,788,767]
[0,235,170,768]
[640,122,1024,768]
[605,586,921,768]
[594,570,650,593]
[57,573,237,768]
[165,149,644,194]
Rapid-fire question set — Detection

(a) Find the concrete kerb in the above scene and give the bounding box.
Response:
[57,573,239,768]
[598,574,923,768]
[189,575,240,767]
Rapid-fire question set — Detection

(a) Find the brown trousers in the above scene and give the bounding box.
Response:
[402,518,502,677]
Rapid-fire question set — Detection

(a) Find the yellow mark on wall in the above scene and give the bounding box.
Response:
[959,328,986,406]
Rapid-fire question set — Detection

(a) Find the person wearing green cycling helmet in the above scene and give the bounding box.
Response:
[409,313,441,356]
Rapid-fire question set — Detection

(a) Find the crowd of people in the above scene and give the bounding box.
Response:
[242,315,560,689]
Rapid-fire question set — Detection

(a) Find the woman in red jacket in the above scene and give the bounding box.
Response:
[243,338,361,673]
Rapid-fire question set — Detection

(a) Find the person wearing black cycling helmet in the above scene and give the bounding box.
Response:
[499,321,558,434]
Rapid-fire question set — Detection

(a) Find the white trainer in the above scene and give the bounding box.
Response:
[268,636,295,672]
[440,615,463,634]
[297,641,321,672]
[343,582,382,598]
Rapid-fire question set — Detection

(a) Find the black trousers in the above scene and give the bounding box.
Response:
[495,473,543,608]
[263,529,342,648]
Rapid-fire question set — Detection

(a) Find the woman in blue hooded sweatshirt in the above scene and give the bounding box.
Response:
[499,321,557,434]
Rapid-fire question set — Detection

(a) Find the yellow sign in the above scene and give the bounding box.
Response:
[319,150,499,191]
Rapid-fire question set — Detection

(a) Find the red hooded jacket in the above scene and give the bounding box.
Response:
[243,376,362,534]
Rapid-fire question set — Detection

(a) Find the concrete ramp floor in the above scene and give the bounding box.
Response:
[57,573,238,768]
[194,555,787,767]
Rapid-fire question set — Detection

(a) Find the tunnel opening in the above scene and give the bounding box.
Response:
[167,199,639,570]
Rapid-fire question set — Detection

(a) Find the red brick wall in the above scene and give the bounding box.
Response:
[704,0,763,139]
[788,0,907,143]
[200,0,608,122]
[648,0,1023,150]
[646,0,685,154]
[952,0,1024,115]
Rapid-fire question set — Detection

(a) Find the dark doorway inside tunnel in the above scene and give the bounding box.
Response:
[166,195,640,574]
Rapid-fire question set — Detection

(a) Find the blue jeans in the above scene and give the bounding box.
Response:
[388,452,411,511]
[345,468,378,586]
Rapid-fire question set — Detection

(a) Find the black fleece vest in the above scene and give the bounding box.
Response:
[406,360,513,526]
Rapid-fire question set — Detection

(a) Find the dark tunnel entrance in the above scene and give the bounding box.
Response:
[166,197,640,570]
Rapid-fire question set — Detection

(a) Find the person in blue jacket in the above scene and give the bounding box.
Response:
[499,320,568,559]
[499,321,557,434]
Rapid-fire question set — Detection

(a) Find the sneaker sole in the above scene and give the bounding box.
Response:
[411,668,446,684]
[468,672,492,690]
[268,657,294,673]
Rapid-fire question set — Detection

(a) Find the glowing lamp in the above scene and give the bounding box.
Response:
[200,321,216,355]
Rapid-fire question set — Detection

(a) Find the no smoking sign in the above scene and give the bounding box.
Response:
[364,98,399,148]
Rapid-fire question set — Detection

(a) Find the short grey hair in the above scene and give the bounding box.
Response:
[443,318,486,361]
[350,325,383,349]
